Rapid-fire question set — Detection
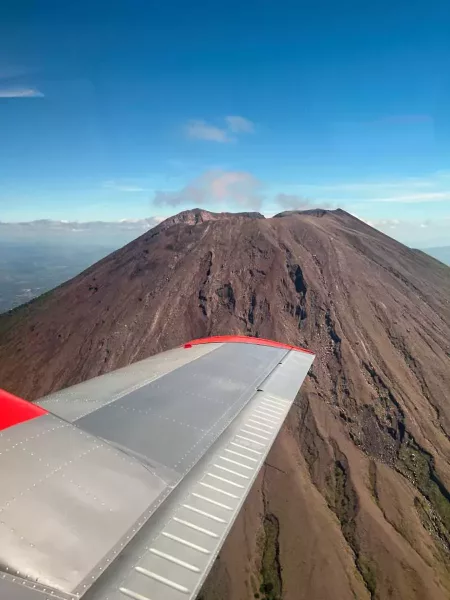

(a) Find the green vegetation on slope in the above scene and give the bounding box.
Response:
[397,435,450,540]
[259,514,282,600]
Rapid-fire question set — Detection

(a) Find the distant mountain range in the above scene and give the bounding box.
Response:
[1,208,450,600]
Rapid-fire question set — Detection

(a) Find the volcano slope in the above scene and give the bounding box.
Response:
[1,208,450,600]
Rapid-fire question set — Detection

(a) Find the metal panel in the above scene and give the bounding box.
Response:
[0,414,168,596]
[37,343,221,422]
[258,349,314,401]
[0,341,314,600]
[82,348,314,600]
[76,343,286,476]
[0,574,69,600]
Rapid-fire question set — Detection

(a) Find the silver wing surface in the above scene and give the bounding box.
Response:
[0,336,314,600]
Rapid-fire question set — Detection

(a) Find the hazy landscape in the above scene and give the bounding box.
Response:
[0,241,113,313]
[0,219,158,313]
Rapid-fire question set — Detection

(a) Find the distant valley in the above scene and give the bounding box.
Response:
[0,241,117,313]
[0,219,159,313]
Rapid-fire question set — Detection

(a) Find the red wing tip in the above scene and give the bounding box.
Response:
[0,389,47,431]
[183,335,315,355]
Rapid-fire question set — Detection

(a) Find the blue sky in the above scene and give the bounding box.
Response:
[1,0,450,246]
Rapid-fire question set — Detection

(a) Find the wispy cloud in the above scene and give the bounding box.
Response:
[0,87,44,98]
[185,115,255,143]
[352,214,450,246]
[275,193,331,210]
[314,180,432,192]
[185,120,231,143]
[102,181,146,192]
[275,171,450,207]
[362,217,400,229]
[372,192,450,203]
[281,178,434,196]
[154,169,263,209]
[225,115,255,134]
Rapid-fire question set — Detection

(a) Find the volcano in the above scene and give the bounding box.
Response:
[1,208,450,600]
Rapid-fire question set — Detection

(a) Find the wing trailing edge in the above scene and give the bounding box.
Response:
[0,338,314,600]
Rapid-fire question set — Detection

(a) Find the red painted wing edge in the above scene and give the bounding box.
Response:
[0,388,47,430]
[183,335,315,355]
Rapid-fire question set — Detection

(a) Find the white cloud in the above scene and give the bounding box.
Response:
[185,115,255,142]
[0,87,44,98]
[154,169,263,209]
[185,120,231,143]
[225,115,255,134]
[353,214,450,247]
[0,218,161,233]
[361,218,400,227]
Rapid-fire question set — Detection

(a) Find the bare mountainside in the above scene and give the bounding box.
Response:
[1,208,450,600]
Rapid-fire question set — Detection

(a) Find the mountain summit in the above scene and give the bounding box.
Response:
[154,207,265,231]
[1,209,450,599]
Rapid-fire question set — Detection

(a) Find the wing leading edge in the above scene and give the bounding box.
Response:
[0,336,314,600]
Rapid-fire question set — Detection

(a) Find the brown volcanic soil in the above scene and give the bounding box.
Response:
[1,208,450,599]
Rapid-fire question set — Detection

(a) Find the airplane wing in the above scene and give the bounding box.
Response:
[0,335,314,600]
